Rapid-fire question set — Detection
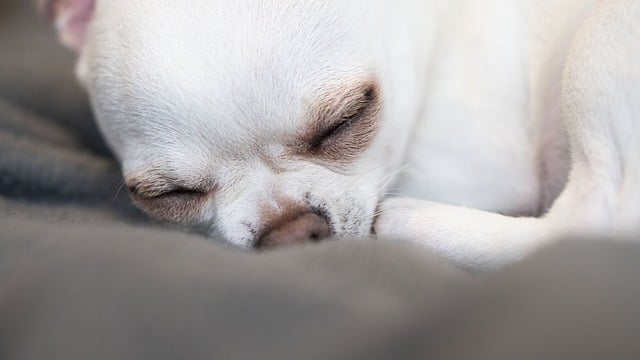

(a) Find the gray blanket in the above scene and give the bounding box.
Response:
[2,1,640,359]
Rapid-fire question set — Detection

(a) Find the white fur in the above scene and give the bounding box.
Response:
[54,0,640,269]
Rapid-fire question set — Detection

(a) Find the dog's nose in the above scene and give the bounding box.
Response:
[257,212,330,248]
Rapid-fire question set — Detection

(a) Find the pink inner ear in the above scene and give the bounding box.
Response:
[45,0,96,52]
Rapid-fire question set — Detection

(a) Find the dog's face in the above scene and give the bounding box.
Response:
[46,0,414,247]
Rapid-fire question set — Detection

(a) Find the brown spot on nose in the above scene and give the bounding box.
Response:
[257,212,330,248]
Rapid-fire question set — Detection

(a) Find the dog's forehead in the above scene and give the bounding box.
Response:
[88,0,375,161]
[91,0,369,101]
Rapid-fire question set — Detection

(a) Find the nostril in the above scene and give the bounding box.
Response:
[256,212,330,248]
[309,231,322,242]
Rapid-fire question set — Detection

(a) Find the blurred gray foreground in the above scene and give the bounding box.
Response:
[1,1,640,359]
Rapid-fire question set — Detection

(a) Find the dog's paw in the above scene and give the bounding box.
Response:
[373,197,427,241]
[374,197,548,270]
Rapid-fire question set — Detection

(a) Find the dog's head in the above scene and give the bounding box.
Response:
[44,0,419,247]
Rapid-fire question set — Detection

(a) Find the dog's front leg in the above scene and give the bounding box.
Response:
[377,0,640,272]
[374,198,552,271]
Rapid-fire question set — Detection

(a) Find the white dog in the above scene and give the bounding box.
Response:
[42,0,640,270]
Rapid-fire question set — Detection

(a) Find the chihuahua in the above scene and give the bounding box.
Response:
[41,0,640,270]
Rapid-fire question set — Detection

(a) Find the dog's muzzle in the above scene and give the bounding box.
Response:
[255,211,330,248]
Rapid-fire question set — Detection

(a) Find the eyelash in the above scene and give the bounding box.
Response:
[152,187,204,199]
[310,112,360,151]
[309,89,375,151]
[129,185,205,201]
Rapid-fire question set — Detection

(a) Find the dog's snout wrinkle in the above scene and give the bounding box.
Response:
[256,212,330,248]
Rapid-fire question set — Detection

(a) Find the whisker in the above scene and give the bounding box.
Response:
[349,164,387,188]
[377,162,413,188]
[112,180,127,204]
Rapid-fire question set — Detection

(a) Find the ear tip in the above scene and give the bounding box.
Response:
[36,0,95,22]
[37,0,96,52]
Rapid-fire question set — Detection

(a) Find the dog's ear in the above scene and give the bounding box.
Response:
[38,0,95,52]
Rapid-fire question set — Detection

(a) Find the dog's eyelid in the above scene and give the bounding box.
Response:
[126,176,215,200]
[333,83,378,123]
[151,186,206,199]
[303,81,381,156]
[308,82,379,148]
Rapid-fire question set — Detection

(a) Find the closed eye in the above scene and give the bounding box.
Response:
[309,87,374,152]
[124,171,217,224]
[142,187,205,200]
[127,182,205,200]
[303,80,381,163]
[126,181,212,224]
